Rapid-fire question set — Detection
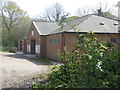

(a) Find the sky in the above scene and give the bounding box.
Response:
[11,0,119,18]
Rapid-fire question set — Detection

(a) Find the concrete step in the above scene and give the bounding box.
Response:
[24,54,37,58]
[15,51,24,54]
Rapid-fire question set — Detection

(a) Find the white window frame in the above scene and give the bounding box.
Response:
[32,30,34,35]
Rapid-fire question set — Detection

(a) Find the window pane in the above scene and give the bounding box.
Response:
[57,39,60,43]
[111,38,117,43]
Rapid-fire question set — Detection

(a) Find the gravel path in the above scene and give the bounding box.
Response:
[0,52,51,89]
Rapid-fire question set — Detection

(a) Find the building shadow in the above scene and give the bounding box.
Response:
[2,53,53,65]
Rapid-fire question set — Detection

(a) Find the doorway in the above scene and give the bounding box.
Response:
[31,39,36,54]
[20,41,22,51]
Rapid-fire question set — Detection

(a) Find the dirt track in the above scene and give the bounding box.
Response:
[0,52,51,88]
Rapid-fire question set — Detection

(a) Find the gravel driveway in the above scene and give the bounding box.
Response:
[0,52,51,88]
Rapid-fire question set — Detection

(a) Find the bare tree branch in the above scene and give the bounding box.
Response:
[0,0,27,32]
[76,2,117,19]
[39,3,67,22]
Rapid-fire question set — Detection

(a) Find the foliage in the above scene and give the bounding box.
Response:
[67,16,80,20]
[101,12,117,19]
[0,0,28,32]
[32,32,120,88]
[58,14,68,29]
[58,15,79,30]
[33,58,51,65]
[76,2,117,19]
[2,20,31,48]
[1,0,31,48]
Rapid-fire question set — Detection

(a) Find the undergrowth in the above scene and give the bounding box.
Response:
[32,33,120,88]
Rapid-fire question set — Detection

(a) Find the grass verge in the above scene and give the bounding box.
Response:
[0,50,15,53]
[33,58,51,65]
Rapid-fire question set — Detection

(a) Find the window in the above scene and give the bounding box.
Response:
[49,39,60,44]
[49,39,52,43]
[57,39,60,43]
[20,41,22,44]
[32,30,34,35]
[111,38,117,43]
[54,39,57,44]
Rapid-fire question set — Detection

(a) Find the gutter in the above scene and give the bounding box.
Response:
[47,31,119,36]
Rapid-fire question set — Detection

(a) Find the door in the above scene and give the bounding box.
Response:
[31,39,36,54]
[20,41,22,51]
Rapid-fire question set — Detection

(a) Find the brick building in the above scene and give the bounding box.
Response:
[18,37,27,53]
[18,14,120,60]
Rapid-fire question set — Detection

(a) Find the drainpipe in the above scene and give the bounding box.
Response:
[61,33,65,62]
[62,33,65,53]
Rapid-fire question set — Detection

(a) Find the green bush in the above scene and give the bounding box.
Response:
[32,33,120,88]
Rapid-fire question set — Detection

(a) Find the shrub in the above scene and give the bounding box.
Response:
[32,33,120,88]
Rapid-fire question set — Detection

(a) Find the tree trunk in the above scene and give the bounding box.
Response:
[7,30,11,49]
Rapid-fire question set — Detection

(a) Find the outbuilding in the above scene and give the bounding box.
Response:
[18,14,120,61]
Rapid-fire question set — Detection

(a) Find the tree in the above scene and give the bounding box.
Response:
[0,0,29,47]
[0,1,26,37]
[76,2,117,19]
[77,7,93,17]
[32,33,120,88]
[0,14,2,49]
[40,3,67,22]
[58,15,79,29]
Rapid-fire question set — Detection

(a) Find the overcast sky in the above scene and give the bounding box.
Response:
[11,0,119,18]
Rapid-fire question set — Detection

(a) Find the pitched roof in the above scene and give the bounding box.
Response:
[33,21,59,35]
[50,14,118,34]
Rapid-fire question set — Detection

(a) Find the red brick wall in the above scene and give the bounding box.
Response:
[27,23,41,56]
[95,34,120,50]
[64,33,120,52]
[46,34,63,60]
[46,33,120,61]
[40,36,46,58]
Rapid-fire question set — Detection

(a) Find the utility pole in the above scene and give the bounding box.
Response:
[118,1,120,32]
[118,1,120,50]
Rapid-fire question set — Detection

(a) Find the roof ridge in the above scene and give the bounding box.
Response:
[49,14,92,34]
[74,14,92,20]
[68,14,92,30]
[93,14,118,21]
[33,20,57,23]
[33,21,41,35]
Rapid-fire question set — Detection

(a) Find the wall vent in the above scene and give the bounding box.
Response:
[114,22,118,25]
[100,22,105,25]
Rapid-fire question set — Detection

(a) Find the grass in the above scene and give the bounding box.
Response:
[33,58,51,65]
[0,50,9,52]
[0,49,15,53]
[33,57,61,72]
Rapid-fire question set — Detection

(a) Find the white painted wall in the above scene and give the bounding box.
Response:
[27,45,31,52]
[35,45,40,53]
